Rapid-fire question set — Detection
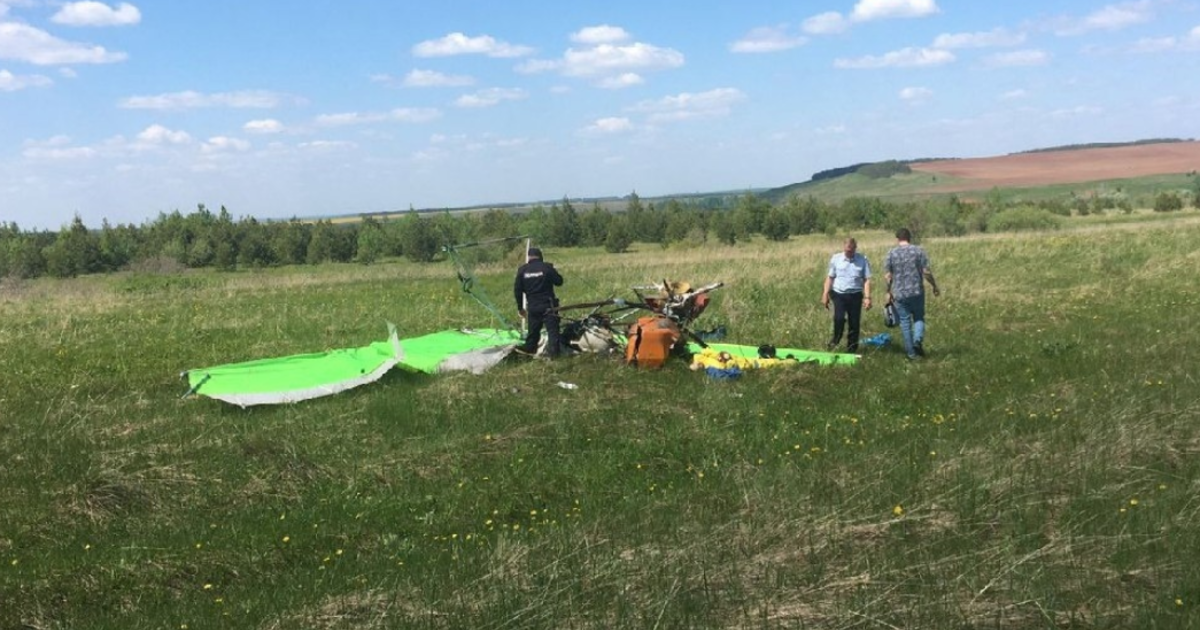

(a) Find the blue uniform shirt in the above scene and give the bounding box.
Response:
[828,252,871,294]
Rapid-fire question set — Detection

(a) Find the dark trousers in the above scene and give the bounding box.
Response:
[523,307,561,356]
[830,291,864,352]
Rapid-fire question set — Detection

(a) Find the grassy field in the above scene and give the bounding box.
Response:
[2,212,1199,629]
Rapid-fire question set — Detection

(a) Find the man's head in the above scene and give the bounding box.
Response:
[843,238,857,258]
[895,228,912,242]
[527,247,543,261]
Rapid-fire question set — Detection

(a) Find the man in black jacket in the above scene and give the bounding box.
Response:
[514,247,564,357]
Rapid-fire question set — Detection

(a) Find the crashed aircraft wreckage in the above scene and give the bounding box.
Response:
[182,242,856,407]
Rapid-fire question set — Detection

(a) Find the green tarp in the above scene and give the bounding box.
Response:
[685,341,859,366]
[185,326,521,407]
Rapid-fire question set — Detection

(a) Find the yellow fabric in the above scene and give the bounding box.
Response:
[689,347,796,371]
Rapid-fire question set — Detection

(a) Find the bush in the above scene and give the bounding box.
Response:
[1154,192,1184,213]
[986,207,1063,232]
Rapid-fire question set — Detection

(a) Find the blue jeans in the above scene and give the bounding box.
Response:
[893,294,926,358]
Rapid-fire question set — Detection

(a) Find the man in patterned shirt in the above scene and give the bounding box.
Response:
[884,228,940,360]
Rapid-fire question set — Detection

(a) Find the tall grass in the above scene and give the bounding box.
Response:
[2,214,1199,628]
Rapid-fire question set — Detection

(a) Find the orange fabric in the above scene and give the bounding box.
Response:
[625,316,681,368]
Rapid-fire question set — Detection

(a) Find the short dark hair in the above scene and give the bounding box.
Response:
[527,247,543,258]
[895,228,912,241]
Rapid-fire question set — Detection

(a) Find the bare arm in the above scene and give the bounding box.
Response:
[923,269,940,296]
[863,278,872,310]
[821,275,833,309]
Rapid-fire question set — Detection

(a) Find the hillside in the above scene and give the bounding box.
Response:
[762,140,1200,204]
[910,140,1200,191]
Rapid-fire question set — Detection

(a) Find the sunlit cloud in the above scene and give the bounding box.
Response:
[0,22,127,64]
[51,2,141,27]
[984,49,1049,67]
[314,108,441,126]
[243,119,284,134]
[1055,1,1154,36]
[933,28,1025,49]
[0,68,52,91]
[899,86,933,101]
[627,87,746,123]
[453,87,527,108]
[119,90,294,110]
[412,32,533,58]
[834,47,955,69]
[399,69,475,87]
[570,25,630,45]
[730,25,807,53]
[581,117,634,135]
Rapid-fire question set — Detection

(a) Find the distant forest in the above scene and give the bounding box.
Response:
[1012,138,1192,155]
[3,179,1197,281]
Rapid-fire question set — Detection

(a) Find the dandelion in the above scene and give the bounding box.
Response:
[1176,598,1183,606]
[282,536,291,544]
[203,584,213,591]
[1129,498,1139,506]
[1159,484,1168,491]
[893,505,904,517]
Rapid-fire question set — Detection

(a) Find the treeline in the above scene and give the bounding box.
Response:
[3,187,1198,280]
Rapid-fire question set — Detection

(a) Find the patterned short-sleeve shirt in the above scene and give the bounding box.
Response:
[885,244,931,301]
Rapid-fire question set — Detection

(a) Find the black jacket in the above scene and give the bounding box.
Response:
[514,259,563,311]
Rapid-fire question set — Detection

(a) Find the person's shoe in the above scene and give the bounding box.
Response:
[913,342,925,357]
[826,341,839,352]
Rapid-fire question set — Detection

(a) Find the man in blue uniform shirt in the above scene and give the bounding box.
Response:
[821,237,872,353]
[514,247,564,357]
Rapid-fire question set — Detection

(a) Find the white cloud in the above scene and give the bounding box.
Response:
[597,72,643,89]
[119,90,291,110]
[899,86,932,101]
[400,69,475,88]
[1001,88,1029,99]
[730,25,807,53]
[851,0,940,22]
[1050,105,1103,118]
[628,87,746,123]
[814,124,847,135]
[933,28,1025,49]
[51,2,141,27]
[516,36,684,86]
[0,68,52,91]
[571,25,630,45]
[1130,36,1177,53]
[1056,1,1154,36]
[834,47,955,69]
[562,42,684,77]
[314,107,441,126]
[136,124,191,146]
[0,22,127,64]
[412,32,533,58]
[984,49,1049,67]
[22,136,97,159]
[243,119,284,134]
[453,87,527,108]
[201,136,251,154]
[582,117,634,135]
[803,12,850,34]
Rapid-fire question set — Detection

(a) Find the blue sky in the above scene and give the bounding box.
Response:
[2,0,1199,230]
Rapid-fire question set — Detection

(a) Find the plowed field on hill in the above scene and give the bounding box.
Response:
[909,141,1200,190]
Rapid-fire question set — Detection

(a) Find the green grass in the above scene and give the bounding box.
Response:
[2,213,1200,628]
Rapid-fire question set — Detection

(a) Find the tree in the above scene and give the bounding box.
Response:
[761,207,791,242]
[44,215,101,278]
[603,215,633,253]
[579,204,611,247]
[544,199,581,247]
[355,216,387,264]
[1153,191,1183,213]
[711,212,737,246]
[398,213,440,263]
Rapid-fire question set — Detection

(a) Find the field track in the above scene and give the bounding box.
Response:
[910,140,1200,190]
